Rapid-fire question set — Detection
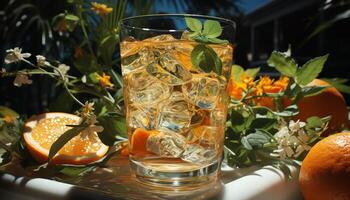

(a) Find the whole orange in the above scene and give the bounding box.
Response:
[299,132,350,200]
[295,79,348,136]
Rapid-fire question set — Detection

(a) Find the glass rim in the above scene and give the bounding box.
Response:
[119,14,236,33]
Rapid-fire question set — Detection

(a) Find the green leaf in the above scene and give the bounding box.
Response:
[241,131,270,150]
[231,65,244,82]
[191,44,222,75]
[97,115,127,146]
[250,118,277,130]
[108,69,123,88]
[301,85,329,97]
[207,38,229,44]
[274,104,299,117]
[202,20,222,38]
[321,78,350,94]
[245,67,260,79]
[65,14,79,21]
[296,54,329,85]
[267,51,297,77]
[306,116,323,129]
[48,126,86,162]
[241,137,253,150]
[230,109,245,133]
[59,166,95,176]
[185,17,202,32]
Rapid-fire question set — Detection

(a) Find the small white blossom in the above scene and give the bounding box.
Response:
[13,74,32,87]
[57,64,70,76]
[274,138,294,158]
[5,47,31,64]
[274,126,289,139]
[80,101,95,117]
[36,55,50,67]
[289,120,306,133]
[274,120,311,158]
[81,115,104,141]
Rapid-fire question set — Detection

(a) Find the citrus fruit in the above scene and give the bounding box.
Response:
[23,112,109,165]
[130,128,158,156]
[299,132,350,200]
[295,79,348,136]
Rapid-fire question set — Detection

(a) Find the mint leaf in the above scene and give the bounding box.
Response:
[185,17,202,32]
[202,20,222,38]
[267,51,297,77]
[207,38,228,44]
[191,44,222,75]
[296,54,329,85]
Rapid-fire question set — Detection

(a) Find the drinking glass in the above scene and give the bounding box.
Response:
[119,14,235,187]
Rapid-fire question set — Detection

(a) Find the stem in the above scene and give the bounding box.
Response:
[52,65,84,106]
[77,5,96,59]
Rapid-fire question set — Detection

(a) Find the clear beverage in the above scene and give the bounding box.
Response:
[119,15,235,186]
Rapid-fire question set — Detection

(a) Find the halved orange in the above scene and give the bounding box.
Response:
[23,112,109,165]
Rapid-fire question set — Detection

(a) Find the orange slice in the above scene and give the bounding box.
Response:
[23,112,109,165]
[130,128,158,156]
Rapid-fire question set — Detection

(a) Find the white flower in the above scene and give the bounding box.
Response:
[57,64,70,76]
[5,47,31,64]
[274,126,289,140]
[274,119,312,158]
[36,55,50,67]
[81,101,95,117]
[294,130,311,157]
[289,120,306,133]
[274,138,294,159]
[81,115,104,141]
[13,74,32,87]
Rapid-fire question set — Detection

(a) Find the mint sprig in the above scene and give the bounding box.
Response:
[185,17,229,75]
[185,17,228,44]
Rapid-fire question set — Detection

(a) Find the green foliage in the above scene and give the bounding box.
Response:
[48,125,87,162]
[226,49,333,170]
[296,55,329,85]
[185,17,228,75]
[267,51,298,77]
[321,78,350,94]
[191,44,222,75]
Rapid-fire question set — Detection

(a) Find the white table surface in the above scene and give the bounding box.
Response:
[0,158,302,200]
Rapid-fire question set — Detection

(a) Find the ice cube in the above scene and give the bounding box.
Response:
[182,74,226,109]
[143,34,176,42]
[186,126,219,146]
[128,104,158,130]
[181,144,216,164]
[121,46,155,75]
[146,53,192,85]
[127,68,172,106]
[156,92,193,133]
[146,131,186,158]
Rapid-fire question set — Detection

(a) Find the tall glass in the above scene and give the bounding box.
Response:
[119,14,235,186]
